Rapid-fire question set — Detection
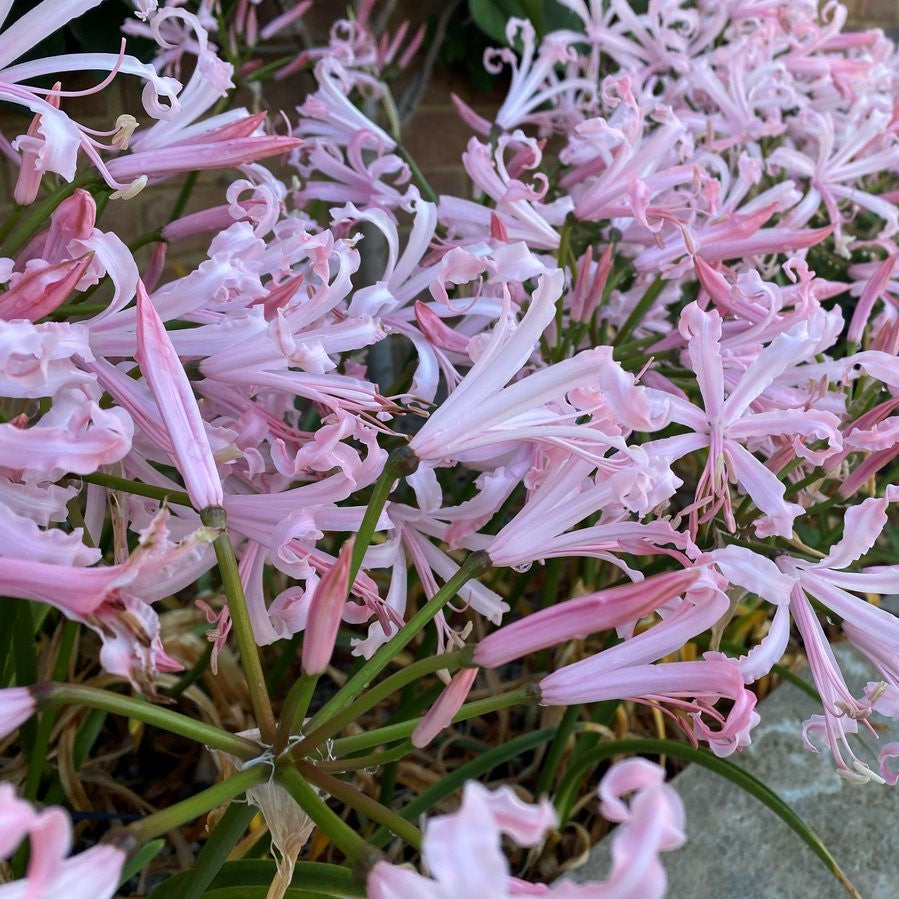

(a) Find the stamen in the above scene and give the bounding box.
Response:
[111,175,149,200]
[112,115,140,150]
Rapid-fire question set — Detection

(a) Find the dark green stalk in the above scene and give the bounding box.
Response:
[78,472,191,507]
[203,508,277,746]
[331,682,537,756]
[302,552,490,736]
[275,767,374,867]
[534,704,581,797]
[277,673,317,752]
[395,145,439,205]
[613,275,665,346]
[296,759,423,850]
[292,648,469,756]
[350,446,419,583]
[41,683,259,758]
[171,803,257,899]
[127,767,267,844]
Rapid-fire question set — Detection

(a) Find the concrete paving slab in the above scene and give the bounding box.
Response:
[570,643,899,898]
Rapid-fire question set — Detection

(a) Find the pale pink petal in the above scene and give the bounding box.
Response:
[709,544,796,604]
[136,280,223,510]
[0,687,36,740]
[817,495,889,570]
[475,568,701,668]
[725,440,803,538]
[412,667,478,748]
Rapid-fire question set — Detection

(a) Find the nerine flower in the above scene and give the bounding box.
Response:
[712,491,899,781]
[0,0,181,194]
[645,301,842,537]
[136,280,224,511]
[409,270,667,467]
[542,657,760,757]
[0,509,215,691]
[367,758,684,898]
[0,783,125,899]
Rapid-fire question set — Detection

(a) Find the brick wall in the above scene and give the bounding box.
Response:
[844,0,899,32]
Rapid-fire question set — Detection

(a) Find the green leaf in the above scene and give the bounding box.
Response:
[202,890,340,899]
[149,860,364,899]
[118,839,165,888]
[544,0,584,34]
[554,738,861,899]
[147,804,257,899]
[468,0,525,44]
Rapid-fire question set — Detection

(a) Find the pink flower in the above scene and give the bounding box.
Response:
[367,758,684,898]
[0,0,181,190]
[0,510,214,692]
[0,687,36,740]
[475,568,701,668]
[646,301,841,537]
[0,255,92,321]
[107,127,301,185]
[367,781,557,898]
[409,271,666,467]
[0,782,125,899]
[551,758,685,899]
[439,134,571,250]
[482,19,593,134]
[136,279,223,510]
[412,667,478,748]
[541,658,759,757]
[712,492,899,779]
[296,58,396,150]
[0,387,132,482]
[301,536,355,675]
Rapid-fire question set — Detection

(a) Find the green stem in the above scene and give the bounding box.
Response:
[275,766,374,867]
[331,682,537,756]
[613,275,665,346]
[303,551,490,736]
[395,145,439,205]
[130,229,164,252]
[202,508,277,746]
[128,767,267,844]
[277,673,317,753]
[23,704,56,801]
[317,741,413,773]
[79,472,191,507]
[296,759,423,850]
[245,54,302,82]
[24,620,79,800]
[163,642,213,699]
[50,301,119,319]
[40,683,258,759]
[13,605,37,752]
[368,722,588,849]
[170,170,200,221]
[350,446,418,584]
[293,648,469,756]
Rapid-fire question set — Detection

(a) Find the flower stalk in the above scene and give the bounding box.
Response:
[202,506,278,746]
[126,766,268,844]
[37,682,259,759]
[303,551,490,735]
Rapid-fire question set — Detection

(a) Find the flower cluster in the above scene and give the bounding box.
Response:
[1,0,899,896]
